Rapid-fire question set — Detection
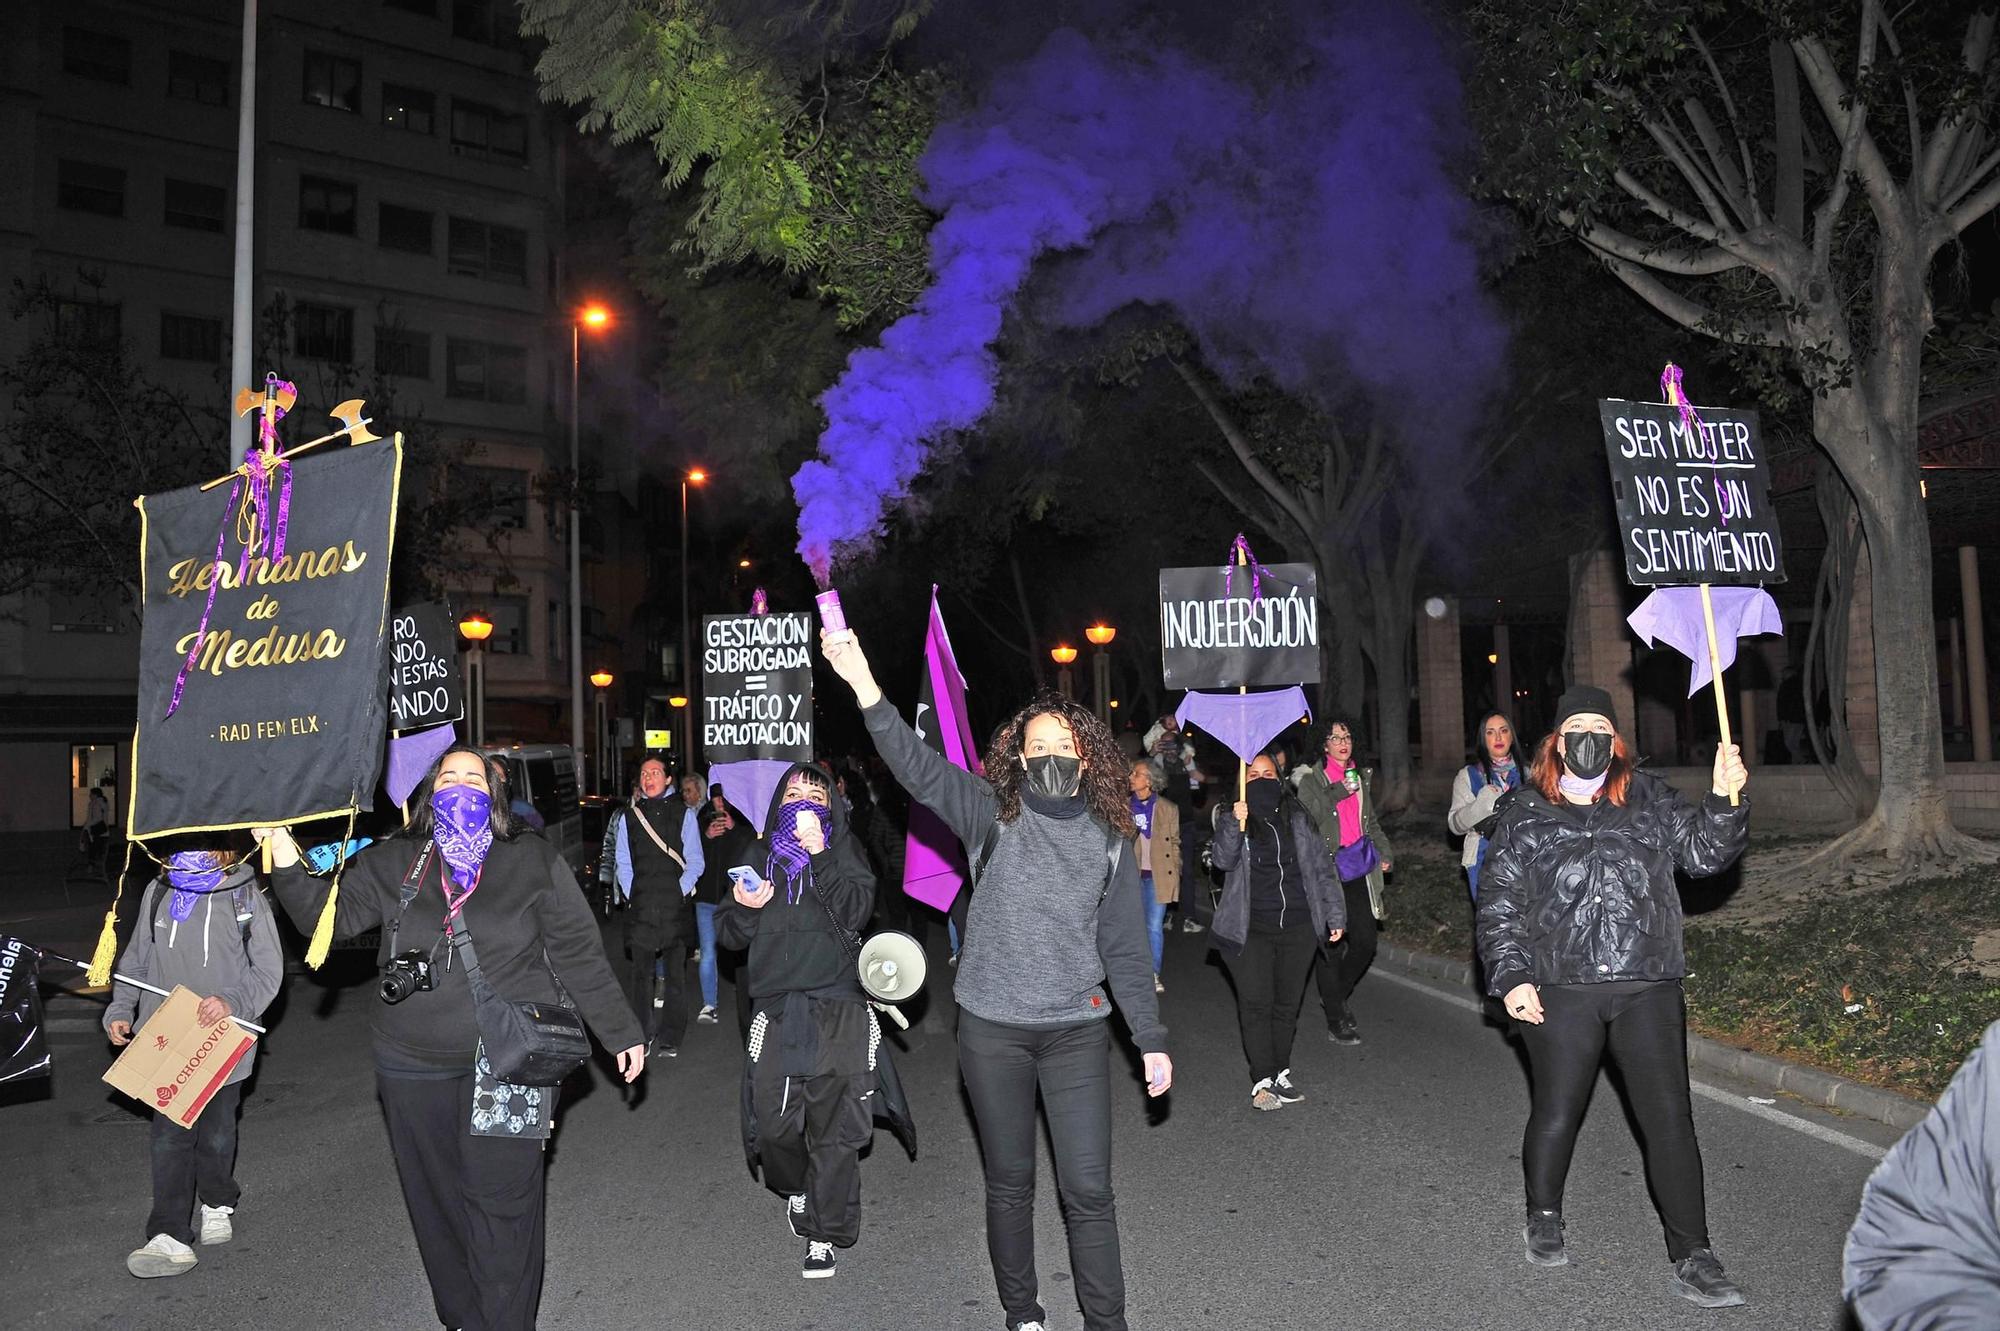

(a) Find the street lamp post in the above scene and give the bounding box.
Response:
[1085,624,1116,722]
[668,694,689,767]
[1050,644,1078,699]
[680,469,707,767]
[570,303,610,780]
[459,612,494,745]
[589,669,614,795]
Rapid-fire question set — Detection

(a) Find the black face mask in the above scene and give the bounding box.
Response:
[1246,778,1282,819]
[1561,731,1614,780]
[1022,754,1083,800]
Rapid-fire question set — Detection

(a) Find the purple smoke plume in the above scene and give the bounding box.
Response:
[792,1,1506,579]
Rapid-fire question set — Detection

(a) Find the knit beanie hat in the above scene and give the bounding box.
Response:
[1554,684,1619,732]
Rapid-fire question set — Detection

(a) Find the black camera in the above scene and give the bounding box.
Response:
[380,950,436,1004]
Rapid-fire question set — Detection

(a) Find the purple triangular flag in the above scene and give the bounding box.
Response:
[1627,586,1784,696]
[387,721,458,807]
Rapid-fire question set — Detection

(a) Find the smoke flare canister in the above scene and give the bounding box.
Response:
[815,589,848,633]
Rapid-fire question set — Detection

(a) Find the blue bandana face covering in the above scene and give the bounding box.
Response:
[432,783,494,884]
[166,851,228,922]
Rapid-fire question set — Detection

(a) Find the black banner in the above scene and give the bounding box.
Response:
[701,612,813,764]
[1599,399,1786,587]
[1159,563,1320,690]
[0,935,51,1084]
[387,601,464,731]
[130,441,402,837]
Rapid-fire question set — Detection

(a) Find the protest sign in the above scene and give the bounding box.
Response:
[1598,398,1786,587]
[701,612,813,765]
[1159,562,1319,690]
[0,935,50,1084]
[102,985,257,1128]
[386,601,464,730]
[129,441,401,838]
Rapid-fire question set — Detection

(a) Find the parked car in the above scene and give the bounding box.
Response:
[481,744,586,877]
[578,793,623,917]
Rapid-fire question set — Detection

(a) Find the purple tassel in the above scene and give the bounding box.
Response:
[1221,532,1273,600]
[167,475,242,719]
[1661,363,1730,525]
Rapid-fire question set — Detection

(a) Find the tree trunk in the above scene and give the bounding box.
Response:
[1369,602,1415,811]
[1008,548,1047,690]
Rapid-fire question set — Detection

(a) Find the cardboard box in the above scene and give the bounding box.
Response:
[102,985,257,1128]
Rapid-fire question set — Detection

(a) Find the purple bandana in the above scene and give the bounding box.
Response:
[766,799,822,905]
[431,784,494,885]
[1558,771,1607,801]
[166,851,228,922]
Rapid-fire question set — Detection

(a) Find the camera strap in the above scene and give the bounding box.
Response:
[387,841,436,959]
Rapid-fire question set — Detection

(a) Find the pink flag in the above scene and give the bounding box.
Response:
[903,590,982,912]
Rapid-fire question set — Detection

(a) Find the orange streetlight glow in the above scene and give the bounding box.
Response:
[686,468,708,485]
[668,695,689,709]
[1050,645,1078,665]
[1085,624,1116,647]
[589,669,614,688]
[458,613,493,642]
[579,304,611,329]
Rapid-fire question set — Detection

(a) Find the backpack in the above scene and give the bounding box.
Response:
[969,817,1125,907]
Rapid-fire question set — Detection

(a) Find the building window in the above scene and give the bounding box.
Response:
[299,175,357,234]
[446,217,527,283]
[56,160,125,217]
[55,300,121,345]
[486,596,528,655]
[452,0,522,49]
[381,83,435,135]
[164,179,227,232]
[450,100,527,162]
[167,51,230,106]
[464,466,530,529]
[294,302,354,362]
[375,325,430,378]
[160,312,224,362]
[303,51,361,112]
[445,338,527,404]
[63,27,131,84]
[377,202,434,254]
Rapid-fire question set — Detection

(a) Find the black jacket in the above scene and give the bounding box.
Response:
[714,767,875,1002]
[1475,771,1749,998]
[695,798,758,906]
[272,834,642,1073]
[1208,800,1345,956]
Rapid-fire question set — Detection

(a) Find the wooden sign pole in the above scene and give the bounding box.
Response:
[1236,545,1250,829]
[1698,582,1740,807]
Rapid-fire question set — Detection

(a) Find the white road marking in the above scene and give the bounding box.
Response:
[1374,966,1890,1161]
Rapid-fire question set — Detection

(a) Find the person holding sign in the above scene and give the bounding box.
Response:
[1208,749,1345,1111]
[821,626,1167,1331]
[1475,686,1750,1308]
[256,746,644,1331]
[104,843,282,1278]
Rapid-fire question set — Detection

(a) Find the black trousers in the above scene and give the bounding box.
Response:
[1223,921,1319,1084]
[750,1049,872,1246]
[146,1080,243,1244]
[378,1072,546,1331]
[1519,979,1710,1260]
[623,926,689,1049]
[958,1012,1127,1331]
[1316,876,1378,1024]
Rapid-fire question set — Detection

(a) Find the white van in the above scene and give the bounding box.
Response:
[481,743,586,877]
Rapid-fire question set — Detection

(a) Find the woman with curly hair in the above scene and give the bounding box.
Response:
[822,626,1169,1331]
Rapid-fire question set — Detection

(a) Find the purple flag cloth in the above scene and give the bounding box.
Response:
[904,590,982,913]
[1627,586,1783,696]
[706,760,795,835]
[1176,686,1311,764]
[387,721,459,807]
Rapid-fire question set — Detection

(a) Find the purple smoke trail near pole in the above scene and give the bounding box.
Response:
[792,1,1507,578]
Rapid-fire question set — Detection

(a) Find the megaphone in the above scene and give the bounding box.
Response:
[858,931,927,1031]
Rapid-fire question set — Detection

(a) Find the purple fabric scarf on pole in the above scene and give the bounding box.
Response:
[1627,586,1783,695]
[1175,686,1311,764]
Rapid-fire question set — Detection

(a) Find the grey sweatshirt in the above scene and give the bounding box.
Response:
[862,699,1166,1053]
[103,863,284,1087]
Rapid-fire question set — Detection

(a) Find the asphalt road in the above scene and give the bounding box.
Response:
[4,922,1892,1331]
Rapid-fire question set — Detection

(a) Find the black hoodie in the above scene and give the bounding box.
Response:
[713,764,876,1001]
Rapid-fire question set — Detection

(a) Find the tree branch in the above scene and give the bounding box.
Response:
[1567,213,1745,275]
[1869,2,1925,184]
[1681,98,1754,227]
[1172,359,1321,542]
[1691,27,1763,226]
[1939,135,1998,214]
[1793,13,1902,246]
[1921,11,1996,201]
[1594,254,1791,347]
[1191,457,1299,548]
[944,590,1032,660]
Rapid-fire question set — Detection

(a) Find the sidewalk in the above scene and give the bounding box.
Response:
[1376,938,1934,1133]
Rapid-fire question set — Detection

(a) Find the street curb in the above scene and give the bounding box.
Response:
[1376,939,1934,1134]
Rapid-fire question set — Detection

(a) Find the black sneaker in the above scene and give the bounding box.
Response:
[802,1239,836,1279]
[1669,1248,1746,1307]
[1330,1014,1361,1046]
[1523,1210,1568,1267]
[1271,1068,1305,1103]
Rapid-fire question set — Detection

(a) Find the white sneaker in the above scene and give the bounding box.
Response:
[1153,974,1165,994]
[696,1005,719,1024]
[199,1204,234,1245]
[786,1193,806,1237]
[1014,1322,1049,1331]
[127,1233,198,1278]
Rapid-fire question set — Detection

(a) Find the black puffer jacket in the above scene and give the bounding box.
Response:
[1475,771,1748,999]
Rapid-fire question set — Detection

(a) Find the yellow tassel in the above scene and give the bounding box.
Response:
[84,908,119,986]
[305,883,337,968]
